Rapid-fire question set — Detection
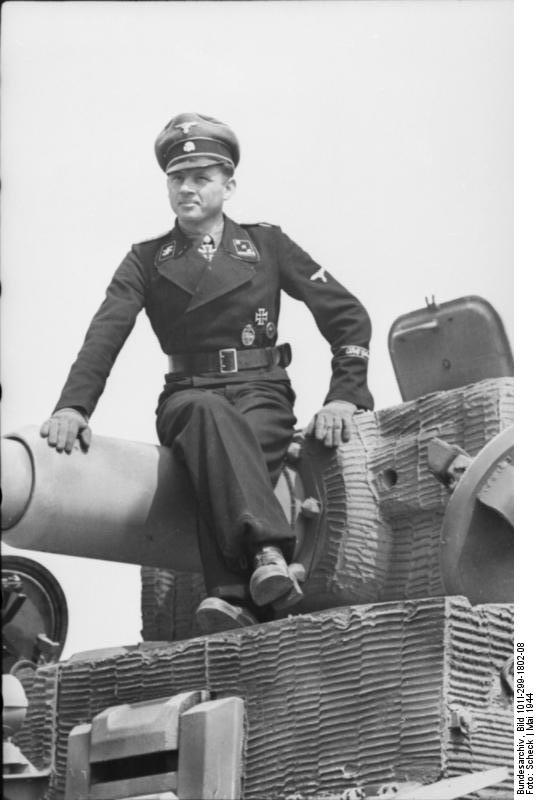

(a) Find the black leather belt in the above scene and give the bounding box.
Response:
[168,343,291,376]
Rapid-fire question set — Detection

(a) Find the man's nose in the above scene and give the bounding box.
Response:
[178,178,196,194]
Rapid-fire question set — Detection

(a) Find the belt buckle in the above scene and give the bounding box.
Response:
[219,348,238,374]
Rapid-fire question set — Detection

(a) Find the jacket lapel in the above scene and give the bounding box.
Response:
[185,217,260,312]
[154,226,201,295]
[154,217,260,311]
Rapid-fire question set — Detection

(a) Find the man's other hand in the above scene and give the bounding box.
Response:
[305,400,358,448]
[40,408,92,454]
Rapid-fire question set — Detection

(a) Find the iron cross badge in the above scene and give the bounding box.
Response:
[255,308,268,326]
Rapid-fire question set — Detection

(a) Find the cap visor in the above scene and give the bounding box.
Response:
[166,156,232,174]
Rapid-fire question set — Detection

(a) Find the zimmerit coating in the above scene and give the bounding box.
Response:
[32,596,512,800]
[141,568,206,641]
[304,411,390,603]
[13,663,59,771]
[445,602,514,798]
[373,378,513,600]
[301,377,513,606]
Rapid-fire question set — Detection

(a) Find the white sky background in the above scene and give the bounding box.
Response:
[1,0,514,658]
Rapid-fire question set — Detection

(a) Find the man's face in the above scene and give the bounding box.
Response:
[166,165,235,228]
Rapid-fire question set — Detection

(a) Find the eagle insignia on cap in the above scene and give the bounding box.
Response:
[183,141,196,153]
[174,121,198,134]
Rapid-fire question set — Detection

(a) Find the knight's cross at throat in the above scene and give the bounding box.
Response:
[198,234,217,263]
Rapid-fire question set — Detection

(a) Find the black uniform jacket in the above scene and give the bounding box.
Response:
[54,216,374,417]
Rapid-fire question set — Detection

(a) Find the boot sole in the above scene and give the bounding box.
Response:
[196,599,257,635]
[250,566,294,606]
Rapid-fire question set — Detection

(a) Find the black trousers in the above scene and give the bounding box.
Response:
[156,379,297,600]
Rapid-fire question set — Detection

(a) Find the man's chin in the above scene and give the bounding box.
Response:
[177,207,201,223]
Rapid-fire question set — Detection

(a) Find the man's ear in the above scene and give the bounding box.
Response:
[224,177,237,201]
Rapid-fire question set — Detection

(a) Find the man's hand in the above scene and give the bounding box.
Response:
[305,400,358,448]
[40,408,92,454]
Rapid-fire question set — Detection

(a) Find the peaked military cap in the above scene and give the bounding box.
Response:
[155,112,240,174]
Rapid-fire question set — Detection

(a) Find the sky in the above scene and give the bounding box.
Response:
[1,0,517,659]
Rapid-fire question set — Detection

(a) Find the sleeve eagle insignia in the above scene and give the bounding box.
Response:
[310,265,328,283]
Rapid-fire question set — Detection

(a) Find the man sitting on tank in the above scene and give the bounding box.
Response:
[40,112,374,634]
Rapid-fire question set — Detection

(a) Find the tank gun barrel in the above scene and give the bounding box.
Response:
[1,427,203,572]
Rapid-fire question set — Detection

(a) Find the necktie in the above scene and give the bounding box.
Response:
[198,234,217,263]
